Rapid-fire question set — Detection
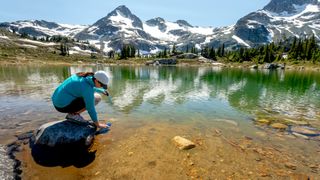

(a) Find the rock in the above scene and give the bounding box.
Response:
[15,131,34,140]
[263,63,279,69]
[285,162,297,170]
[290,126,320,137]
[0,145,16,180]
[250,65,258,69]
[146,58,177,65]
[284,119,309,126]
[292,132,309,140]
[176,53,198,59]
[172,136,196,150]
[34,120,97,147]
[271,123,288,130]
[256,119,270,124]
[198,56,212,63]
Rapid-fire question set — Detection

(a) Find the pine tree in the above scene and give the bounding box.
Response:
[209,47,216,60]
[221,43,225,57]
[172,44,177,55]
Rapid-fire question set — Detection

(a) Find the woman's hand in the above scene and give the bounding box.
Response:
[94,122,107,128]
[103,90,109,96]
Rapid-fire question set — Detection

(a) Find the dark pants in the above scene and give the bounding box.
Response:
[54,98,85,113]
[54,93,102,114]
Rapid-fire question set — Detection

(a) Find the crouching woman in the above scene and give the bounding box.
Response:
[52,71,109,128]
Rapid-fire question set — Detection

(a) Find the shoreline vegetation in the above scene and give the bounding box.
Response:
[1,29,320,71]
[1,56,320,72]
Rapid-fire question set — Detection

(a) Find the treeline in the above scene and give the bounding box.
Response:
[225,35,320,63]
[15,28,320,62]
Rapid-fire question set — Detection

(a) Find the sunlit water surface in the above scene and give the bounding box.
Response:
[0,65,320,144]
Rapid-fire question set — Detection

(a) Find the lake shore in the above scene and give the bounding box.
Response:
[14,119,320,179]
[1,57,320,72]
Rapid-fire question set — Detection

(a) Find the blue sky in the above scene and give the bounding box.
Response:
[0,0,270,27]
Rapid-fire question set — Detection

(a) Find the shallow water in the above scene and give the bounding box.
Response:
[0,64,320,179]
[1,65,320,141]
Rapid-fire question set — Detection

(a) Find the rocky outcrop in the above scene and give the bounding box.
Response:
[146,58,177,65]
[263,0,318,14]
[0,145,16,180]
[176,53,198,59]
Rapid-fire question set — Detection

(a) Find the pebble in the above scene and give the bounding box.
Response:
[128,152,134,156]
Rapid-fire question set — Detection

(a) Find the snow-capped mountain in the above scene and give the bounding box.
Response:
[0,0,320,53]
[0,20,87,37]
[234,0,320,46]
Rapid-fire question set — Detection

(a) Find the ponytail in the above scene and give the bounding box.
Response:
[76,72,94,77]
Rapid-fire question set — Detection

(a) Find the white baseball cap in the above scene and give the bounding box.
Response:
[94,71,109,86]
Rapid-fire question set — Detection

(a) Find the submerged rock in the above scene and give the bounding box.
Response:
[34,120,97,147]
[172,136,196,150]
[270,123,288,130]
[290,126,320,137]
[256,119,270,124]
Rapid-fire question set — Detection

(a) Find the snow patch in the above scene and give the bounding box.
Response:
[20,44,38,48]
[70,46,93,54]
[232,35,250,47]
[189,26,214,35]
[18,39,57,46]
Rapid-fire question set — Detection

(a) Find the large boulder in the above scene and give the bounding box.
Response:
[34,120,97,147]
[145,58,177,65]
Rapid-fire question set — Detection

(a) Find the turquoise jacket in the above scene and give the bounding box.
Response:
[52,75,105,122]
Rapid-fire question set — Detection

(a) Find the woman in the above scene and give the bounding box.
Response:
[52,70,109,128]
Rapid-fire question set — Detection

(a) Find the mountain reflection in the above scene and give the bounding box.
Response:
[1,65,319,120]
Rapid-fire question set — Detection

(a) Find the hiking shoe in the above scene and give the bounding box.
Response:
[66,113,86,123]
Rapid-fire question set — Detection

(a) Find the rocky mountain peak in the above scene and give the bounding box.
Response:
[92,5,143,30]
[146,17,165,26]
[263,0,319,14]
[33,20,59,29]
[111,5,133,17]
[176,20,193,27]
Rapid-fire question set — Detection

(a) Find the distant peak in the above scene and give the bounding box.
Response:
[176,20,193,27]
[148,17,165,23]
[146,17,166,26]
[263,0,318,14]
[110,5,133,17]
[115,5,130,12]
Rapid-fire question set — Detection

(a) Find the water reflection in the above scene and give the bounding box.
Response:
[1,65,320,126]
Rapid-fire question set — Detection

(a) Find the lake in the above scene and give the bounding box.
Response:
[0,64,320,179]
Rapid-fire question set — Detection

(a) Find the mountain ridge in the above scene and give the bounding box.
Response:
[1,1,319,53]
